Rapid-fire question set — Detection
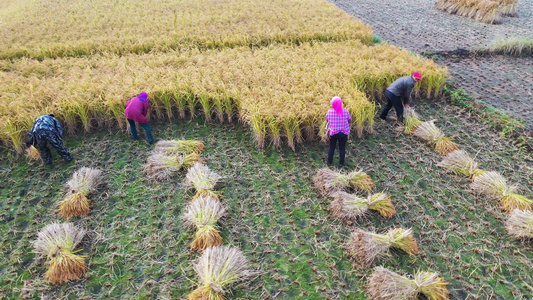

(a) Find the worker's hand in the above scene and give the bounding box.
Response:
[404,104,410,108]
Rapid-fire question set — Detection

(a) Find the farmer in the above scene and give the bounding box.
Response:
[124,91,158,145]
[26,114,73,165]
[379,72,421,123]
[326,96,351,166]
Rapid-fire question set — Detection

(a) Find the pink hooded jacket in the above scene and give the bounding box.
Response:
[124,92,150,123]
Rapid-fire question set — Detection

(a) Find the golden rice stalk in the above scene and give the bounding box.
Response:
[367,192,396,218]
[471,171,532,212]
[57,192,91,219]
[66,167,102,196]
[413,271,450,300]
[367,267,449,300]
[313,168,349,196]
[188,246,252,300]
[26,145,42,160]
[330,191,369,221]
[186,162,222,192]
[347,169,375,192]
[183,195,226,251]
[505,209,533,239]
[32,223,87,284]
[437,150,484,180]
[403,107,422,134]
[413,121,458,155]
[154,139,205,155]
[346,228,419,267]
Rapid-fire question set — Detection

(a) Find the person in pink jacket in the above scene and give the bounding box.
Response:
[124,92,157,144]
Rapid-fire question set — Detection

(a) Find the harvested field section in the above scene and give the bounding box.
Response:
[0,40,447,151]
[0,99,531,299]
[0,0,373,60]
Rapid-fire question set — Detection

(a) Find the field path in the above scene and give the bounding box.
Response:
[330,0,533,130]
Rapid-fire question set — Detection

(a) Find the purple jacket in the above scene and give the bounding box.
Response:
[124,97,150,123]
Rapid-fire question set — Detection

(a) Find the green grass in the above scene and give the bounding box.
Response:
[0,99,532,299]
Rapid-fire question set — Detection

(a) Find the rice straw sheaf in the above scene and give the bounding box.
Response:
[26,145,42,160]
[183,195,226,251]
[186,162,222,197]
[347,169,375,192]
[154,139,205,155]
[435,0,502,24]
[367,267,449,300]
[330,191,395,221]
[367,192,396,218]
[32,223,87,284]
[57,167,102,219]
[471,171,532,212]
[437,150,485,180]
[505,209,533,239]
[413,120,459,155]
[346,228,419,267]
[144,153,202,181]
[403,107,422,134]
[313,168,349,196]
[188,246,253,300]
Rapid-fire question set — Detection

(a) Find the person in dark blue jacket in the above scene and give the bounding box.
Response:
[379,72,421,123]
[26,114,72,164]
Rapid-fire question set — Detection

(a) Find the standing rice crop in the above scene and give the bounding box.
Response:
[153,140,205,156]
[471,171,532,212]
[188,246,253,300]
[32,223,87,284]
[185,162,222,201]
[437,150,485,180]
[505,209,533,239]
[57,167,102,219]
[330,191,395,220]
[346,228,419,267]
[144,153,202,181]
[183,195,226,251]
[413,120,459,155]
[403,107,423,134]
[367,267,449,300]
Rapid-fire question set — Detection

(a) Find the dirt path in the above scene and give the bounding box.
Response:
[331,0,533,129]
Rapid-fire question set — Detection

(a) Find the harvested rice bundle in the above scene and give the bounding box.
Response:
[154,139,205,155]
[57,167,102,219]
[26,145,42,160]
[331,191,395,220]
[505,209,533,239]
[471,171,532,212]
[183,195,226,251]
[437,150,485,180]
[346,228,419,267]
[436,0,502,24]
[347,169,375,192]
[495,0,518,16]
[188,246,253,300]
[186,162,222,200]
[313,168,349,196]
[403,107,422,134]
[367,267,449,300]
[413,120,459,155]
[144,153,202,181]
[32,223,87,284]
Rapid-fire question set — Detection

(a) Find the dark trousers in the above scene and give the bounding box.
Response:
[328,132,348,166]
[127,119,153,143]
[380,90,404,122]
[35,130,72,164]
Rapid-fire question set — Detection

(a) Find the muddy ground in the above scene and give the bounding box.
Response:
[331,0,533,130]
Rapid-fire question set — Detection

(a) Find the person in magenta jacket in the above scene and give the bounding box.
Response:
[124,92,157,144]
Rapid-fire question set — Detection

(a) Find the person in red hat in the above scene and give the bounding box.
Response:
[124,92,158,144]
[379,72,421,123]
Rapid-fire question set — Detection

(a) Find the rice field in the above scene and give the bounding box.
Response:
[0,99,531,299]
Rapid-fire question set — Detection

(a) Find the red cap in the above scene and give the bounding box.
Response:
[413,72,421,80]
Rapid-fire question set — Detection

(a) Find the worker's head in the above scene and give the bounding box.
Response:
[138,92,148,102]
[412,72,421,82]
[331,96,343,116]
